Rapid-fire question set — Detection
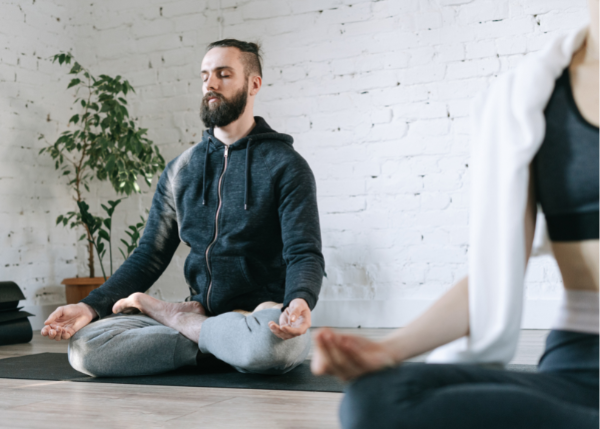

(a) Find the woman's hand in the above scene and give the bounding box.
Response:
[311,328,397,381]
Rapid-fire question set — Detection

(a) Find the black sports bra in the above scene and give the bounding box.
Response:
[533,68,599,242]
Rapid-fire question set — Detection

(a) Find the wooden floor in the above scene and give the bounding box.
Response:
[0,329,548,429]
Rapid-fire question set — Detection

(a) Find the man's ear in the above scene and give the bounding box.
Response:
[249,75,262,96]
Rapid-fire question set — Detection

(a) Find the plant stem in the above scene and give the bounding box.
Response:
[87,230,95,278]
[91,240,108,282]
[73,72,95,277]
[109,217,113,276]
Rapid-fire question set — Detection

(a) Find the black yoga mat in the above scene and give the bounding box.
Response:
[0,353,537,393]
[0,353,345,392]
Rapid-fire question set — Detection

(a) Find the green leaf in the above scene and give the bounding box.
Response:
[69,62,82,74]
[67,78,81,89]
[69,114,79,124]
[103,218,111,230]
[98,229,110,241]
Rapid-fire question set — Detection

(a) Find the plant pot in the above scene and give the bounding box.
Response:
[62,277,107,305]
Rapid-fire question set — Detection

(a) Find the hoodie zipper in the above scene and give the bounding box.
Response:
[205,145,229,313]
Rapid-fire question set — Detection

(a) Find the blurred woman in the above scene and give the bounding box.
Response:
[312,2,599,428]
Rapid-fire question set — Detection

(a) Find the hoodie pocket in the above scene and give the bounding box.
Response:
[183,251,207,297]
[207,256,263,306]
[240,256,286,295]
[238,256,259,289]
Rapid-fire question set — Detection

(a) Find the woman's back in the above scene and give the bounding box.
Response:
[542,42,599,293]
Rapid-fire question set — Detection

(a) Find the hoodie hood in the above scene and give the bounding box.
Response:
[204,116,294,148]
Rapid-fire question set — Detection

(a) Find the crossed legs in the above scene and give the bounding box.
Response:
[340,363,599,429]
[69,293,310,377]
[112,293,209,343]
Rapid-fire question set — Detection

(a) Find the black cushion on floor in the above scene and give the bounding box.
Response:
[0,281,25,306]
[0,353,537,393]
[0,310,34,324]
[0,282,33,346]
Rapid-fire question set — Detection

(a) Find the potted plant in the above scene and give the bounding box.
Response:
[40,53,165,303]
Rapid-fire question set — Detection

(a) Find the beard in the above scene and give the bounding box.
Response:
[200,82,249,128]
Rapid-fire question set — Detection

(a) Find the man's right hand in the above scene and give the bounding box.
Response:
[41,303,96,341]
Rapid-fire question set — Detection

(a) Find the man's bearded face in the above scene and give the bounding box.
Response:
[200,80,249,128]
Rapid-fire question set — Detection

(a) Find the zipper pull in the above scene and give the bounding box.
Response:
[224,146,229,158]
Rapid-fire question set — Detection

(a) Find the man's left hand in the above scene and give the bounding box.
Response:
[268,298,311,340]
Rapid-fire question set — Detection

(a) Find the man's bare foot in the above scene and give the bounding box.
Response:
[113,293,205,316]
[113,293,208,343]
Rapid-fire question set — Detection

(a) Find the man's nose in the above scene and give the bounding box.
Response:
[205,73,219,91]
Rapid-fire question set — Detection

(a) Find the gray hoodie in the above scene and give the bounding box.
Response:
[82,117,325,317]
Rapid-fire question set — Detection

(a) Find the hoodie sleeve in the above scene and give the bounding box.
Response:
[80,171,181,318]
[277,155,325,311]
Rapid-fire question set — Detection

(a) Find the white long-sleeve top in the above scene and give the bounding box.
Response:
[427,26,589,365]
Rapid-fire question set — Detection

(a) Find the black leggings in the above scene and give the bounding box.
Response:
[340,331,599,429]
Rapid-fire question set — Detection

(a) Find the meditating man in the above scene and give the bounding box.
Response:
[41,39,325,377]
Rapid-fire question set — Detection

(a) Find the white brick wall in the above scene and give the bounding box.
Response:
[1,0,588,329]
[0,1,81,328]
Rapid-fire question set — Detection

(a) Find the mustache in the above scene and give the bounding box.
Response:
[203,91,225,104]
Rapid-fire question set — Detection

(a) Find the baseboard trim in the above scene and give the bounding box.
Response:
[312,299,562,329]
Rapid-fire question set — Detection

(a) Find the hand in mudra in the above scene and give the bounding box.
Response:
[268,298,311,340]
[41,303,96,341]
[311,328,396,381]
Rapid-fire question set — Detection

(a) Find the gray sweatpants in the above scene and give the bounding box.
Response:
[68,309,311,377]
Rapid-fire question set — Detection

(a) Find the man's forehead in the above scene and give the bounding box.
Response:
[201,47,243,71]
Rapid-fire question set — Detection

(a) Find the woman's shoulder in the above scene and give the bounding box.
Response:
[474,28,587,120]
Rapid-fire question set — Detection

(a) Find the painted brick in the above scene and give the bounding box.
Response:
[447,57,500,79]
[3,0,583,329]
[458,0,509,25]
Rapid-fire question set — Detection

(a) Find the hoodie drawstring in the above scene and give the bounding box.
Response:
[244,139,252,210]
[202,138,210,205]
